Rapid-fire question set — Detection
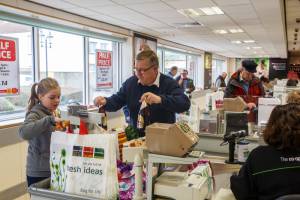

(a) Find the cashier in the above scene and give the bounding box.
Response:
[224,59,265,110]
[94,50,190,135]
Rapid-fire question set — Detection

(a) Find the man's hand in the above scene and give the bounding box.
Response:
[140,92,162,105]
[247,102,256,110]
[94,96,107,107]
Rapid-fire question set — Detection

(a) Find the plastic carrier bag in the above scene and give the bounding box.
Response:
[50,131,118,199]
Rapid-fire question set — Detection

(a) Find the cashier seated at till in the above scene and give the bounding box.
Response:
[231,103,300,200]
[94,50,190,136]
[224,59,265,121]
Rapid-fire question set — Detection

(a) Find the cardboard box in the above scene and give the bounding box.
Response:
[223,96,247,112]
[145,122,199,157]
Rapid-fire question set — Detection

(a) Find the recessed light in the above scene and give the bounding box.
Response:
[229,28,244,33]
[231,40,242,44]
[245,47,251,50]
[214,29,228,34]
[244,40,255,43]
[177,9,200,17]
[199,6,224,15]
[252,46,262,49]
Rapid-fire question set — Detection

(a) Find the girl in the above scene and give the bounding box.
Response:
[19,77,61,186]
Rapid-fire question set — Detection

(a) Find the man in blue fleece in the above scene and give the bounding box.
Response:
[94,50,190,136]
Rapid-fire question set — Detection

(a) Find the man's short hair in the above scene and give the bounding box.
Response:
[136,50,159,68]
[171,66,178,71]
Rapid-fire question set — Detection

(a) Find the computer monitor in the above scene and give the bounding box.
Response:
[224,111,248,137]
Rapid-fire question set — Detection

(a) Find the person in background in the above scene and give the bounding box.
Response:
[166,66,178,79]
[255,59,268,78]
[19,77,61,186]
[176,69,195,93]
[215,72,227,88]
[260,76,273,93]
[231,103,300,200]
[286,90,300,103]
[224,59,265,110]
[94,50,190,136]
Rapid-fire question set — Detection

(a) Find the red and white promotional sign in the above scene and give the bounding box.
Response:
[96,50,113,89]
[0,36,19,96]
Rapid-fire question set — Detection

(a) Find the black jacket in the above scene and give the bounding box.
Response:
[231,145,300,200]
[104,73,190,130]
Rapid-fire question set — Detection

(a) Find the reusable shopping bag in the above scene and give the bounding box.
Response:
[50,131,118,199]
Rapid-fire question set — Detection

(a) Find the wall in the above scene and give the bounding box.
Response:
[0,125,29,200]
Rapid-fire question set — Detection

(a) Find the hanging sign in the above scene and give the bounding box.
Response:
[96,50,113,89]
[0,36,19,96]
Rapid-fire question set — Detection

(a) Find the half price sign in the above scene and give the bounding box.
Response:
[96,50,113,89]
[0,36,19,96]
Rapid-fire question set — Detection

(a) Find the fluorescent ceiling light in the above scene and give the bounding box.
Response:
[229,28,243,33]
[187,9,200,16]
[245,47,251,50]
[231,40,242,44]
[252,46,262,49]
[199,6,224,15]
[178,8,202,17]
[244,40,255,43]
[214,29,227,34]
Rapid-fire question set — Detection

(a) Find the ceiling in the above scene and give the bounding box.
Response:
[286,0,300,53]
[26,0,287,58]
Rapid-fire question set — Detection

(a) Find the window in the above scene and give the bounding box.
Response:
[164,50,187,76]
[157,48,163,72]
[39,29,84,107]
[212,59,226,85]
[88,37,119,104]
[0,21,33,121]
[187,55,198,83]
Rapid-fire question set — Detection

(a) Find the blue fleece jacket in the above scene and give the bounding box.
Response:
[104,73,190,129]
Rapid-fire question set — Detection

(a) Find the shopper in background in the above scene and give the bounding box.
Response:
[255,59,268,79]
[224,59,265,110]
[286,90,300,103]
[94,50,190,136]
[286,71,299,87]
[19,77,61,187]
[176,69,195,93]
[215,72,227,88]
[231,103,300,200]
[166,66,178,79]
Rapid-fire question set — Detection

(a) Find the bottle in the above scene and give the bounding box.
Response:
[99,107,108,130]
[137,101,150,130]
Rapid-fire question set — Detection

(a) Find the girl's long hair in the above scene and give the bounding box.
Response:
[28,77,59,111]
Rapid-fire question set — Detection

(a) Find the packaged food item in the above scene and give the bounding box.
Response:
[137,101,150,130]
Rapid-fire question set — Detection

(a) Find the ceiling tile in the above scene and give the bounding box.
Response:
[63,0,115,7]
[213,0,250,6]
[126,1,173,12]
[162,0,215,9]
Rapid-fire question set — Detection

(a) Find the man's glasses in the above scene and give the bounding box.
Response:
[134,64,155,73]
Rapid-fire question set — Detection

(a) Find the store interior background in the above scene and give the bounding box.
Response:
[0,0,300,199]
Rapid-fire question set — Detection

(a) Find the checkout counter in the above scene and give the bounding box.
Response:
[30,89,281,200]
